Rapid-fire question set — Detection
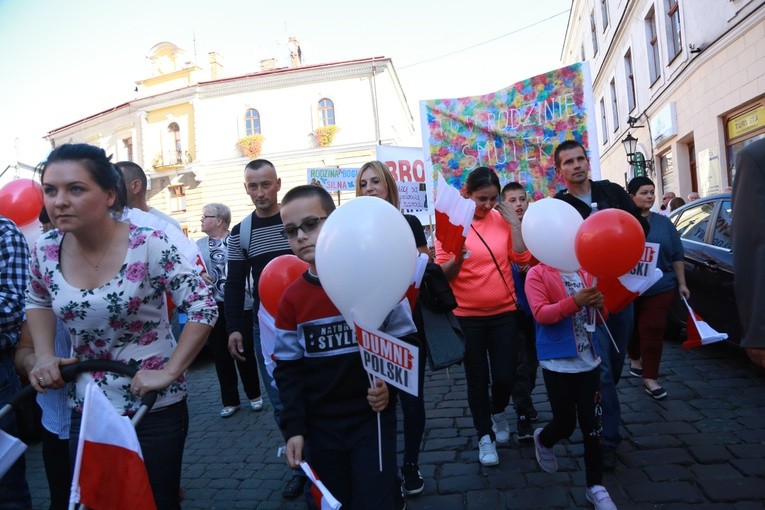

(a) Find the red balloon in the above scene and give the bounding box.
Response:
[258,254,309,316]
[574,209,645,279]
[0,179,43,227]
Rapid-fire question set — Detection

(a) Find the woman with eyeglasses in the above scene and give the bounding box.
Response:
[355,160,430,499]
[435,167,531,467]
[198,204,263,417]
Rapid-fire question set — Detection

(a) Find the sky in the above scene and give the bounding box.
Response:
[0,0,571,172]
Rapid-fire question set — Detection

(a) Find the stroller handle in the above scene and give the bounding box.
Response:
[8,359,158,411]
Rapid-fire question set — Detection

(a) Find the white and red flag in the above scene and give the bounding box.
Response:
[434,173,475,257]
[597,243,662,313]
[300,461,342,510]
[70,382,155,510]
[682,297,728,349]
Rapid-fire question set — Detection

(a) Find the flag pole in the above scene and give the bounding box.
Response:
[368,372,383,472]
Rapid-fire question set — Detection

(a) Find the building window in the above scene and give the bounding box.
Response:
[245,108,261,136]
[599,97,607,143]
[600,0,609,31]
[318,98,335,127]
[168,122,182,164]
[122,137,133,162]
[624,50,637,112]
[724,99,765,185]
[590,10,599,56]
[660,151,675,192]
[645,7,661,84]
[666,0,682,62]
[610,79,619,132]
[167,184,186,213]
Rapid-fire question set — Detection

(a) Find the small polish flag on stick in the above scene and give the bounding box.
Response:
[69,382,155,510]
[434,173,475,257]
[682,297,728,349]
[300,461,342,510]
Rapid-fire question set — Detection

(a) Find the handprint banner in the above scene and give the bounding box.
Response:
[419,62,600,199]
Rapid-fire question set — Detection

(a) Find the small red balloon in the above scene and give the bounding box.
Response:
[574,209,645,279]
[258,254,309,316]
[0,179,43,227]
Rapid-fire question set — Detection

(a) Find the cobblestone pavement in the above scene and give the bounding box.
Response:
[26,339,765,509]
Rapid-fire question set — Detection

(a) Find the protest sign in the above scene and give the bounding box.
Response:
[355,324,419,397]
[420,62,599,198]
[307,167,359,191]
[376,145,434,214]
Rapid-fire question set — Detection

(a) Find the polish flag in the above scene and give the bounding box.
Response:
[300,461,342,510]
[404,252,430,310]
[682,297,728,349]
[70,382,155,510]
[597,267,663,313]
[434,173,475,257]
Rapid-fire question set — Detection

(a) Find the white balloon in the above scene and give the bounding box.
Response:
[521,198,583,272]
[316,196,417,330]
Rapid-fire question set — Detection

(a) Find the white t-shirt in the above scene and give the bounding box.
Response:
[539,271,600,373]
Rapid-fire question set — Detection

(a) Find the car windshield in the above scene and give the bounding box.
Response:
[674,202,715,244]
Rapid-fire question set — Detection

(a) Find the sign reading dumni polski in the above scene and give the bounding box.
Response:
[420,62,600,200]
[355,323,419,397]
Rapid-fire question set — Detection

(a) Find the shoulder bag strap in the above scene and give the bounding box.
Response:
[470,225,515,304]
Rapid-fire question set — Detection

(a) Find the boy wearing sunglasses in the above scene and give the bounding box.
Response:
[273,185,417,509]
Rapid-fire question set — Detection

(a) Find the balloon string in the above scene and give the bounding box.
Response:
[595,309,620,354]
[368,373,383,472]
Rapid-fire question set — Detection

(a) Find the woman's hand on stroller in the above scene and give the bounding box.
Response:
[130,368,177,397]
[29,354,78,393]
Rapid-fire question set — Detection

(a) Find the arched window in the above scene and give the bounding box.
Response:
[168,122,182,163]
[245,108,261,136]
[318,98,335,127]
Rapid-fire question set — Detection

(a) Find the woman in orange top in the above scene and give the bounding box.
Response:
[436,166,531,467]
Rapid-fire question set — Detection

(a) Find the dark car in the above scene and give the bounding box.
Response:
[667,193,741,345]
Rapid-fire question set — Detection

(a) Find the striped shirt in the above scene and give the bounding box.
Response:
[224,212,292,335]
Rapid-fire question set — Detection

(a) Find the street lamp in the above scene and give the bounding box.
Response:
[622,132,650,177]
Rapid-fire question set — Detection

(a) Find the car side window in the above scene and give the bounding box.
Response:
[674,202,715,244]
[711,200,732,250]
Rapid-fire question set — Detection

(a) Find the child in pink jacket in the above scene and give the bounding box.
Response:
[525,263,616,510]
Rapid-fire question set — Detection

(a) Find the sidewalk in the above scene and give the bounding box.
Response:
[26,339,765,509]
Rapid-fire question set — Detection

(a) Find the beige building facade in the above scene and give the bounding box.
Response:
[46,41,417,237]
[562,0,765,199]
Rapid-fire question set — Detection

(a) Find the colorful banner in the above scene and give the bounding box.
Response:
[375,145,434,214]
[307,167,359,191]
[419,62,599,199]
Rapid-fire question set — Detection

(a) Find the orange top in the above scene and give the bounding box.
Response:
[436,209,532,317]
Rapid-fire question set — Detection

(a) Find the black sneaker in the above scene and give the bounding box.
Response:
[394,476,407,509]
[282,474,307,499]
[401,462,424,495]
[517,413,534,441]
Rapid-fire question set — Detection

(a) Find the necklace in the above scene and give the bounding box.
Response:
[75,222,118,271]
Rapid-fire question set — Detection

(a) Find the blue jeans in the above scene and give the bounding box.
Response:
[0,356,32,509]
[70,399,189,510]
[594,303,633,448]
[252,311,283,425]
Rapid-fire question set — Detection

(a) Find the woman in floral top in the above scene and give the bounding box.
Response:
[26,143,217,510]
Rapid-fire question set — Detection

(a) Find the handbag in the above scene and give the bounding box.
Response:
[418,263,465,371]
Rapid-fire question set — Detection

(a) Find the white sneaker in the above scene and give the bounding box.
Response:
[533,428,558,473]
[478,434,499,466]
[250,398,263,411]
[585,485,617,510]
[491,413,510,444]
[220,405,240,418]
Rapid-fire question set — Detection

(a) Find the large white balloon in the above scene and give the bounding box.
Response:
[521,198,583,272]
[316,196,417,330]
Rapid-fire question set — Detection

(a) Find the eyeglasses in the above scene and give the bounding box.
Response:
[280,216,328,239]
[201,215,217,220]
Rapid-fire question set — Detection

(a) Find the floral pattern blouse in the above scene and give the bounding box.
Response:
[26,223,218,415]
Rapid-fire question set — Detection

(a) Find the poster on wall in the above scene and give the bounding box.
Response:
[419,62,600,198]
[375,145,433,215]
